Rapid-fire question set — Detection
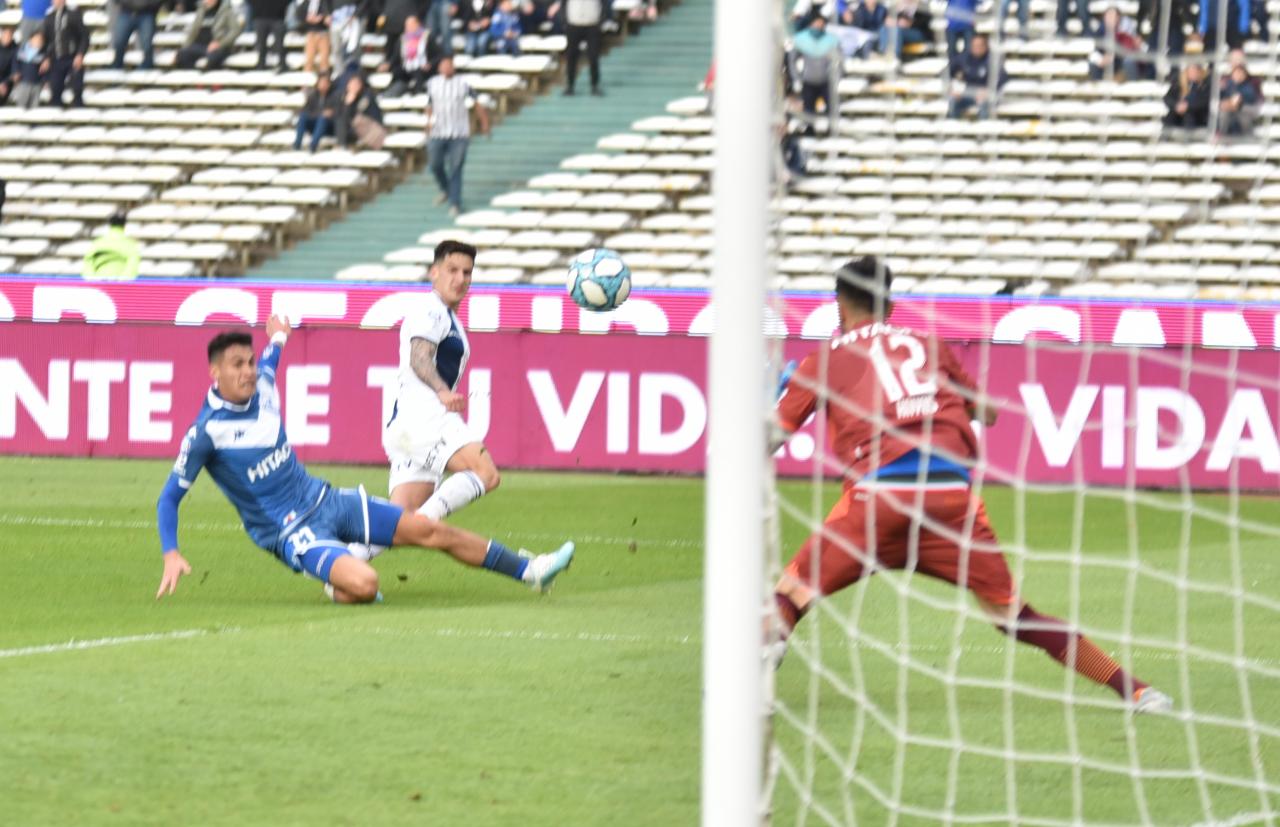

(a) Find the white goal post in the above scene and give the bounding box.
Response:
[701,0,776,821]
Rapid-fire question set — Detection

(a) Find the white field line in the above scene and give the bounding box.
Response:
[5,621,1277,669]
[0,513,703,550]
[0,627,238,660]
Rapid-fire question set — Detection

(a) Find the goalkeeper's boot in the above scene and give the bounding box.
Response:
[523,541,575,593]
[1132,686,1174,715]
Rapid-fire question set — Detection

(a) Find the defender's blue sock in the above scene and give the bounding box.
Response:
[482,540,528,581]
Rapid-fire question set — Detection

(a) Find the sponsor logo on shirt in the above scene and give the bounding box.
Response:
[247,443,293,483]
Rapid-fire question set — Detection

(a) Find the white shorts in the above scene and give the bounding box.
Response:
[382,408,477,491]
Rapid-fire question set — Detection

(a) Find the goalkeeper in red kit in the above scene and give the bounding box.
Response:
[771,256,1172,714]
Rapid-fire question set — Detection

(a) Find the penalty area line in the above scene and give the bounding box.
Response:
[0,627,239,660]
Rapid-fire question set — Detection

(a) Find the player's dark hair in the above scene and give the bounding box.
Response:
[207,331,253,364]
[834,256,893,317]
[109,210,127,228]
[433,239,477,265]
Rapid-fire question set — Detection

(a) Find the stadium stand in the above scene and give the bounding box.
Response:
[7,0,1280,299]
[327,2,1280,300]
[0,0,672,277]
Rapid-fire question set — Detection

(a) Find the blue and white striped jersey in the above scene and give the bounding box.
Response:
[393,290,470,415]
[163,342,326,552]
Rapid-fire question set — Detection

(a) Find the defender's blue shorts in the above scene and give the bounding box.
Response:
[274,486,403,583]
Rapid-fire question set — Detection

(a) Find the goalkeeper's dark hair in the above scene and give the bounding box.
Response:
[835,256,893,317]
[207,331,253,364]
[433,239,478,265]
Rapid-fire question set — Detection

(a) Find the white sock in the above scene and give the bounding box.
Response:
[347,542,387,561]
[418,471,488,521]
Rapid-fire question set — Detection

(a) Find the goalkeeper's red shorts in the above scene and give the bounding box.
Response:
[783,482,1018,607]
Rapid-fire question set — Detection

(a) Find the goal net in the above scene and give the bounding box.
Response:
[745,0,1280,823]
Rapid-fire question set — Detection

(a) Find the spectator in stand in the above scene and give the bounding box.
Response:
[998,0,1029,39]
[300,0,332,72]
[294,71,340,151]
[847,0,885,57]
[426,0,454,56]
[791,0,836,31]
[947,33,1006,119]
[563,0,604,95]
[878,0,928,59]
[1088,6,1142,81]
[376,0,427,74]
[19,0,50,43]
[1219,50,1263,135]
[330,0,366,74]
[489,0,521,54]
[82,212,141,280]
[944,0,976,72]
[1199,0,1250,50]
[11,30,45,108]
[519,0,562,34]
[777,96,810,186]
[387,14,435,94]
[250,0,289,70]
[336,71,386,147]
[175,0,244,69]
[1162,62,1210,130]
[426,55,490,215]
[40,0,87,108]
[0,28,16,106]
[460,0,495,55]
[112,0,161,69]
[1056,0,1090,35]
[789,13,841,117]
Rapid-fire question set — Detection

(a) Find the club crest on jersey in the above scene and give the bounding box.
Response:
[247,443,292,483]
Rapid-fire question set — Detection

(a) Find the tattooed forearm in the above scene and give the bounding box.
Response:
[410,337,451,393]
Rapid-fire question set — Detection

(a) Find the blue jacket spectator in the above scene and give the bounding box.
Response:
[489,0,522,54]
[850,0,886,33]
[947,34,1006,119]
[1220,53,1262,135]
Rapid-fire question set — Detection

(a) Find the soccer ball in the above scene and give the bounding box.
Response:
[567,248,631,312]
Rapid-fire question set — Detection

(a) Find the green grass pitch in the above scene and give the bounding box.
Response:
[0,456,1276,826]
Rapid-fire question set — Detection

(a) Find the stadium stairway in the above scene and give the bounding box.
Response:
[248,0,712,280]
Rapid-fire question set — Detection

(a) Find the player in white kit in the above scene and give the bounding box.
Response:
[352,240,502,562]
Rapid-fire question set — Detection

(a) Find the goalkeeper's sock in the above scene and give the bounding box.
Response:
[1005,604,1148,700]
[482,539,529,581]
[419,471,488,521]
